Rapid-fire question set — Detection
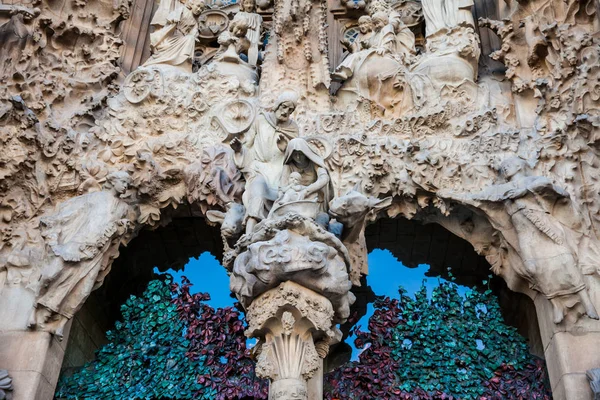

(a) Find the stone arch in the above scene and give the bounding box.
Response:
[60,214,224,375]
[363,215,544,357]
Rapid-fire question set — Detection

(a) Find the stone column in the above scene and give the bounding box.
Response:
[245,281,337,400]
[533,281,600,400]
[0,286,71,400]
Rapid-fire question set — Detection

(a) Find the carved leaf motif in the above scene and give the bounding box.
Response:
[138,204,161,226]
[157,184,186,209]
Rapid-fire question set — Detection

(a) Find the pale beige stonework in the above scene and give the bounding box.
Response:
[1,0,600,398]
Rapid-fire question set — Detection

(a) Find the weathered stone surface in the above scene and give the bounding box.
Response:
[1,0,600,398]
[246,281,337,399]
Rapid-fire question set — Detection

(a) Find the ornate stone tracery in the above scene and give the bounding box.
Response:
[1,0,600,398]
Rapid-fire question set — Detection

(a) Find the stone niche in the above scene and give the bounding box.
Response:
[1,0,600,398]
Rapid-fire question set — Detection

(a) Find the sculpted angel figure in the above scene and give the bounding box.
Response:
[215,15,251,63]
[230,92,299,234]
[236,0,263,66]
[440,157,599,324]
[334,16,374,80]
[142,0,205,71]
[27,172,136,338]
[334,11,416,82]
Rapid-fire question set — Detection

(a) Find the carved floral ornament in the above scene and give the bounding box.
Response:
[1,0,600,397]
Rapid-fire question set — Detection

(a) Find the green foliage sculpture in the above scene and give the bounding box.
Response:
[392,279,535,397]
[56,275,551,400]
[326,276,551,400]
[55,278,212,399]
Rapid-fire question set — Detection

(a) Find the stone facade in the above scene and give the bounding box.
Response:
[1,0,600,398]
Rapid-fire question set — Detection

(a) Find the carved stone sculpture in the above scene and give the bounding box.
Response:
[143,0,205,71]
[27,171,136,338]
[236,0,263,66]
[440,157,599,324]
[184,145,245,214]
[421,0,474,37]
[334,10,418,114]
[231,91,299,234]
[588,369,600,400]
[268,138,333,220]
[329,189,392,285]
[230,213,355,322]
[246,281,338,400]
[216,15,251,64]
[2,0,600,398]
[206,202,246,252]
[211,14,260,83]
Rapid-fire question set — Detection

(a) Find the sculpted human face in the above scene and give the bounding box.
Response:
[111,177,129,195]
[242,0,255,12]
[289,172,302,186]
[292,151,309,168]
[232,23,248,37]
[500,159,523,180]
[188,0,204,15]
[358,18,372,34]
[372,16,387,30]
[275,101,295,123]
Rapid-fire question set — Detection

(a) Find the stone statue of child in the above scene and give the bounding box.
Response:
[275,172,307,206]
[215,15,251,64]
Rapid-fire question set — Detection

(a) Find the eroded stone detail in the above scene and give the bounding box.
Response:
[2,0,600,398]
[246,281,337,398]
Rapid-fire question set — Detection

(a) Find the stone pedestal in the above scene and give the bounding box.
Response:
[533,288,600,400]
[0,286,71,400]
[245,281,337,400]
[0,328,71,400]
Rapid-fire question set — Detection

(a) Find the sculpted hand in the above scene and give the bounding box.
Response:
[230,137,243,153]
[340,39,351,51]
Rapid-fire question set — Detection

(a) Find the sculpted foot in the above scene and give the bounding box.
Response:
[26,309,37,330]
[551,300,565,324]
[579,291,600,320]
[54,326,65,341]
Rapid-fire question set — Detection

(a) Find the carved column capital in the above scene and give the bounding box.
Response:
[246,281,338,399]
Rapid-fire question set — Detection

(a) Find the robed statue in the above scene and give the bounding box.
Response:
[230,92,300,234]
[441,157,599,324]
[143,0,205,71]
[27,172,136,338]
